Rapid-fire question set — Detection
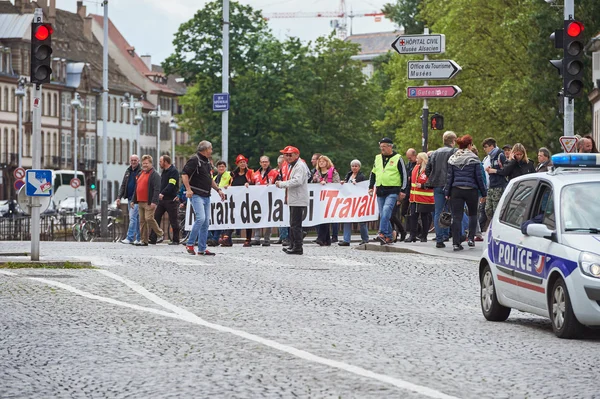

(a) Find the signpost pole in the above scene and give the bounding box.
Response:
[421,28,430,153]
[31,8,43,261]
[101,0,109,237]
[564,0,574,137]
[222,0,229,165]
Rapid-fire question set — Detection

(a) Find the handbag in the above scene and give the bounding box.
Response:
[438,200,452,228]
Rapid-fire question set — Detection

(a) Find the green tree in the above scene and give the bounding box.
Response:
[382,0,425,34]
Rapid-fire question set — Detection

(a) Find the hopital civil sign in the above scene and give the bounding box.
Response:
[391,34,446,55]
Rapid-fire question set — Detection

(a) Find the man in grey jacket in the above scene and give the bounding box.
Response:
[425,131,457,248]
[276,145,309,255]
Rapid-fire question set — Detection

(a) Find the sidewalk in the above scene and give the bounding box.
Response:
[355,233,483,262]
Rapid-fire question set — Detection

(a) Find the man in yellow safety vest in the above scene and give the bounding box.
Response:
[368,137,408,245]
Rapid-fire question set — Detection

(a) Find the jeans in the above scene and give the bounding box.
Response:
[343,222,369,243]
[279,227,289,240]
[433,187,450,243]
[331,223,339,240]
[188,195,211,252]
[377,193,398,239]
[126,204,140,242]
[253,228,272,243]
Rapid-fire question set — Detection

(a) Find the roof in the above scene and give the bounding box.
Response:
[53,9,140,94]
[345,31,402,60]
[151,65,187,96]
[0,1,18,14]
[90,14,177,96]
[0,14,33,39]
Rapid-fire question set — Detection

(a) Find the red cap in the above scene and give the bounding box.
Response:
[235,154,248,164]
[280,146,300,154]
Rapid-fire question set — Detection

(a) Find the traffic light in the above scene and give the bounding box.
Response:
[30,23,53,85]
[89,177,97,191]
[563,19,585,97]
[430,113,444,131]
[549,28,563,75]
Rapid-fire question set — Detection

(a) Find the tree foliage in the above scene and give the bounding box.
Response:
[377,0,599,156]
[165,1,381,173]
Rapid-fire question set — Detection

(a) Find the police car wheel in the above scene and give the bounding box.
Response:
[550,278,584,339]
[480,265,511,321]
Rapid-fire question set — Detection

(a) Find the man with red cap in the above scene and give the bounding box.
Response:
[276,146,310,255]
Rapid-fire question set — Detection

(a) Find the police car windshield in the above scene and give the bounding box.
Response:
[562,183,600,233]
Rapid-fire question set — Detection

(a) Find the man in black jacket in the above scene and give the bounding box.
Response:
[150,155,180,244]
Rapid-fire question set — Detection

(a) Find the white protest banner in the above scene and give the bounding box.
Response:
[185,181,378,230]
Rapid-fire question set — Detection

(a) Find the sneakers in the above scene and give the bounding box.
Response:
[220,236,233,247]
[121,238,132,244]
[377,234,392,245]
[262,242,271,247]
[156,235,165,244]
[139,242,148,246]
[467,239,475,247]
[207,239,218,247]
[281,239,290,247]
[474,236,484,242]
[358,240,369,245]
[134,240,141,246]
[198,250,216,256]
[453,244,464,251]
[243,241,252,247]
[186,245,196,255]
[436,242,446,248]
[250,240,261,246]
[338,241,350,246]
[168,241,180,246]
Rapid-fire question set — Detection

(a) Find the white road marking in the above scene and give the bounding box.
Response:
[0,270,18,276]
[3,268,459,399]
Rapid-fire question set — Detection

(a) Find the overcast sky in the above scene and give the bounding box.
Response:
[47,0,398,65]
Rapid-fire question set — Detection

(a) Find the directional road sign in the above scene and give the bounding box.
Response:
[391,34,446,55]
[407,86,462,99]
[25,169,53,196]
[213,93,230,111]
[407,60,461,80]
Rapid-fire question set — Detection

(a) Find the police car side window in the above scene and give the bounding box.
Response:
[499,180,537,228]
[531,184,556,230]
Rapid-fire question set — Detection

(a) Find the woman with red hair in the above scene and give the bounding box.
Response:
[445,135,487,251]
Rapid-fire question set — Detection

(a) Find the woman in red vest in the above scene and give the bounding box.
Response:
[406,152,434,243]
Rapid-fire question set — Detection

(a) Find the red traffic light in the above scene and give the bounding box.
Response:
[566,21,584,37]
[34,24,53,41]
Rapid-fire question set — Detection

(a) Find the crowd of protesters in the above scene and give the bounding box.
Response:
[114,133,598,255]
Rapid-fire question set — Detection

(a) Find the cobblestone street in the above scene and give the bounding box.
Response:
[1,241,599,398]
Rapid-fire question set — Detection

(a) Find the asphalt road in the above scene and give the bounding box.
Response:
[1,241,599,398]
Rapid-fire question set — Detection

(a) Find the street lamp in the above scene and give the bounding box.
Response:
[148,104,169,166]
[71,92,82,212]
[15,77,27,168]
[169,117,179,164]
[121,92,143,157]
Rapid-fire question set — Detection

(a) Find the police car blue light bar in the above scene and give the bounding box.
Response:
[552,153,600,167]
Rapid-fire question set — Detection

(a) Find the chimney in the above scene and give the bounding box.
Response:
[141,55,152,70]
[49,0,56,24]
[83,16,93,41]
[77,1,86,19]
[37,0,48,13]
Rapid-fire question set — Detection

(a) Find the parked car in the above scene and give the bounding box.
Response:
[58,197,88,213]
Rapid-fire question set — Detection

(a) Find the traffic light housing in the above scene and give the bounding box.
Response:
[563,19,585,97]
[549,29,563,75]
[89,177,97,191]
[30,23,53,85]
[430,113,444,131]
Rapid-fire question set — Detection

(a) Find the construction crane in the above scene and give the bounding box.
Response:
[263,0,385,40]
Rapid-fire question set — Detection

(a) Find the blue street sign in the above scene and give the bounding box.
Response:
[26,169,53,196]
[213,93,230,111]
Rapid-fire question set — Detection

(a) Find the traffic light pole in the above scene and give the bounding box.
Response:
[564,0,574,137]
[31,8,43,261]
[421,28,430,153]
[101,0,109,236]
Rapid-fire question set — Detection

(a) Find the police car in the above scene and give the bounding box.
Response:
[480,153,600,338]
